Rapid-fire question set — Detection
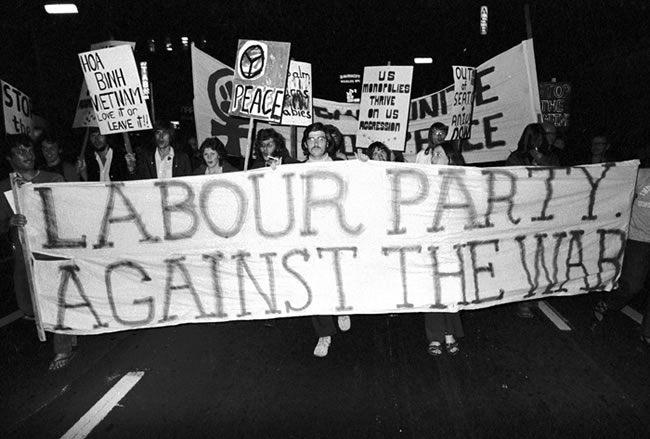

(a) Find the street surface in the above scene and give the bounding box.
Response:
[1,294,650,438]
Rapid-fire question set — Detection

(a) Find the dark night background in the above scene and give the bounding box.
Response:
[1,0,649,160]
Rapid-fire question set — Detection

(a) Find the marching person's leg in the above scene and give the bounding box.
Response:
[337,315,351,331]
[594,240,649,321]
[424,313,445,356]
[50,333,76,371]
[443,312,464,355]
[12,242,34,318]
[312,316,337,357]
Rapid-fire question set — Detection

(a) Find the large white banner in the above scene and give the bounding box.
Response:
[17,160,638,335]
[406,39,540,162]
[192,39,540,163]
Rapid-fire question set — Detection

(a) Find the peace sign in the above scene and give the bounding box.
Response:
[239,44,265,80]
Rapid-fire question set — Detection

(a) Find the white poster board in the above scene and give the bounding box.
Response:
[2,80,34,135]
[78,45,152,135]
[228,40,291,123]
[72,80,98,128]
[446,66,476,141]
[357,66,413,151]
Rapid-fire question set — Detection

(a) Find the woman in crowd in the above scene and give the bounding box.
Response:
[193,137,237,175]
[365,141,393,162]
[250,128,297,169]
[422,138,466,356]
[505,123,559,167]
[415,122,448,164]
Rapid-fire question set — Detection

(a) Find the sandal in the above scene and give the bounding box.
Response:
[593,300,608,323]
[48,352,75,371]
[446,341,460,356]
[427,341,443,356]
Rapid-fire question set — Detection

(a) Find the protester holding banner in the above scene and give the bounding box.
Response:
[250,128,297,169]
[414,123,448,164]
[134,121,192,179]
[541,122,572,166]
[506,123,559,168]
[593,164,650,345]
[420,138,466,355]
[365,142,393,162]
[506,123,559,318]
[0,134,76,370]
[587,135,613,164]
[79,127,134,182]
[300,123,350,357]
[324,124,347,160]
[193,137,237,175]
[39,132,80,182]
[302,122,341,165]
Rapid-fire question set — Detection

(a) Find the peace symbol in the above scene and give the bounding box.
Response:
[239,44,265,79]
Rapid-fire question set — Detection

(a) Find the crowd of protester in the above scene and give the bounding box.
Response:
[0,117,648,369]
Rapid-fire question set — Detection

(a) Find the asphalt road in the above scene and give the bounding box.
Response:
[1,294,649,439]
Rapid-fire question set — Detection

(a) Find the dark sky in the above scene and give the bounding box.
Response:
[1,0,649,133]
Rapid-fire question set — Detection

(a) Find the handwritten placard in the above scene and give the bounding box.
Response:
[280,60,312,126]
[2,80,33,135]
[72,80,98,128]
[228,40,291,123]
[78,45,152,134]
[446,66,476,140]
[357,66,413,151]
[539,81,571,127]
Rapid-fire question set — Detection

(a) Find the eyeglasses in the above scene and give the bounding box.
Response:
[306,136,327,146]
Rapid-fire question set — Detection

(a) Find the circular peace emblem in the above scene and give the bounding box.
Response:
[239,44,265,80]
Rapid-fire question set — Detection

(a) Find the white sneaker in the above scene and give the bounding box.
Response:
[337,315,351,332]
[313,336,331,357]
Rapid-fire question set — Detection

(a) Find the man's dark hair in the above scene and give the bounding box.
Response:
[3,134,33,159]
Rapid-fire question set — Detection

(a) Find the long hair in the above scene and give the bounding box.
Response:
[516,123,549,155]
[427,122,449,151]
[153,120,176,148]
[324,124,344,157]
[366,142,393,161]
[254,128,290,160]
[438,140,466,165]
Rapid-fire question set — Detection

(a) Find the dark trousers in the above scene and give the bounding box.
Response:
[424,312,464,342]
[53,334,76,355]
[311,315,337,337]
[13,243,33,317]
[603,239,650,337]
